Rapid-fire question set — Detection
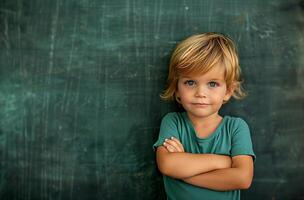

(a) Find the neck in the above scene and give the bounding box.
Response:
[186,112,222,128]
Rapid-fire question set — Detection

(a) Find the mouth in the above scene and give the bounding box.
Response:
[192,103,209,106]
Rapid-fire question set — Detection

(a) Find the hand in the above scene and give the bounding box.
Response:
[163,137,185,153]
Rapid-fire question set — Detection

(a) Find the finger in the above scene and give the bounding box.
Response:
[170,137,185,151]
[166,144,177,153]
[165,138,183,152]
[171,137,184,152]
[165,139,182,152]
[163,142,178,152]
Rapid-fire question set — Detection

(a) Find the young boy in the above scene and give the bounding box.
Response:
[153,32,255,200]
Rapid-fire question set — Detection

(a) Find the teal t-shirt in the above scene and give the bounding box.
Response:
[153,112,256,200]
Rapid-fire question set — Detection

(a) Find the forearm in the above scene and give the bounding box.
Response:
[183,157,254,191]
[157,147,231,179]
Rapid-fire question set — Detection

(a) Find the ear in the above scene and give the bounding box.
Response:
[174,90,181,103]
[175,82,180,98]
[223,83,236,102]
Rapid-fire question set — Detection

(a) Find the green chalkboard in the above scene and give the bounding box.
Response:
[0,0,304,199]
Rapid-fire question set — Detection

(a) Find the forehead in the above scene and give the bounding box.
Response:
[180,63,226,80]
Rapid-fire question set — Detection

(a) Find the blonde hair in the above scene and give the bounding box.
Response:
[160,32,246,103]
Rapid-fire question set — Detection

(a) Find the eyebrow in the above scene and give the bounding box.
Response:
[180,76,193,79]
[181,77,224,81]
[209,78,224,81]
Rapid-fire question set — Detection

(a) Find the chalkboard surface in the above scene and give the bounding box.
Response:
[0,0,304,199]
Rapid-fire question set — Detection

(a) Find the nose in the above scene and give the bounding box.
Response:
[195,85,207,98]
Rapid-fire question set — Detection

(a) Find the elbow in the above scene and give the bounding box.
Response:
[156,146,185,179]
[157,162,167,175]
[157,156,182,178]
[158,167,171,177]
[156,147,177,177]
[157,159,173,177]
[239,179,252,189]
[238,173,253,189]
[156,152,171,176]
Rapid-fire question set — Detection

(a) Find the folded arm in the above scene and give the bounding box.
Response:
[156,145,231,179]
[157,137,254,191]
[183,155,254,191]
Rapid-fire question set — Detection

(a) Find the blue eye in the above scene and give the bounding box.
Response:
[208,81,219,88]
[185,80,196,86]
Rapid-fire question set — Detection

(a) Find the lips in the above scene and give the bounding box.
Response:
[192,103,210,106]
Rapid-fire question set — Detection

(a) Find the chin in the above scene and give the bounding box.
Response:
[187,110,218,119]
[189,111,211,118]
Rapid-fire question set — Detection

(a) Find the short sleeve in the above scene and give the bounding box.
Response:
[152,113,180,151]
[231,118,256,161]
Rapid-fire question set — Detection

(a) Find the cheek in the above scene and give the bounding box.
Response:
[211,91,227,101]
[178,89,192,102]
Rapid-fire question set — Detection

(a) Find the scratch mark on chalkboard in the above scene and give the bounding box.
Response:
[208,1,214,30]
[45,0,59,129]
[125,0,130,29]
[48,2,59,82]
[131,0,138,58]
[152,0,163,61]
[67,15,78,73]
[69,66,82,200]
[245,13,250,31]
[61,13,78,114]
[104,67,108,110]
[42,1,60,198]
[259,29,275,39]
[2,16,10,50]
[154,0,163,38]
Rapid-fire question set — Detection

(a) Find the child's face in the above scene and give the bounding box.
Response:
[176,63,233,121]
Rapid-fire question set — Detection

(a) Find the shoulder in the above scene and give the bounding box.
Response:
[160,112,186,129]
[223,116,250,133]
[161,112,184,123]
[224,116,249,127]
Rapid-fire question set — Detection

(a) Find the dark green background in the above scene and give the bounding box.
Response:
[0,0,304,199]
